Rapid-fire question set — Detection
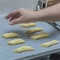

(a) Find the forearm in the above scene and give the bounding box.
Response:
[36,3,60,22]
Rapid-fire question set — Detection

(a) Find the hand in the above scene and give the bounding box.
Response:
[6,8,37,25]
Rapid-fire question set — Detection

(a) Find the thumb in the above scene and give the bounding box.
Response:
[10,17,23,25]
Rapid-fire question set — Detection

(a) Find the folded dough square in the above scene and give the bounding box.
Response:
[1,33,19,38]
[40,40,58,47]
[26,28,43,34]
[21,23,36,28]
[30,32,49,40]
[13,46,34,53]
[7,39,25,45]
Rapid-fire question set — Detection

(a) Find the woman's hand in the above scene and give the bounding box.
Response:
[6,8,37,25]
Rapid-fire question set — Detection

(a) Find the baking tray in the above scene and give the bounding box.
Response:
[0,15,60,60]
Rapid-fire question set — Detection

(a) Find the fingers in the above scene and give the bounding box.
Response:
[9,17,32,25]
[5,12,14,19]
[9,16,37,25]
[5,10,20,19]
[10,17,23,25]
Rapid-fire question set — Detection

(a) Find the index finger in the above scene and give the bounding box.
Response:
[5,12,14,19]
[5,9,18,19]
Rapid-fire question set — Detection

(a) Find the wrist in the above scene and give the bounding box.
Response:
[35,10,52,22]
[34,11,45,22]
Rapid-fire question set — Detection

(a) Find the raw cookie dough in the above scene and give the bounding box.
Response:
[21,23,36,28]
[7,39,25,45]
[40,40,58,47]
[30,32,49,40]
[13,46,34,53]
[2,33,18,39]
[26,28,43,34]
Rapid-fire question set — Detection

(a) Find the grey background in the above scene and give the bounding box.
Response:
[0,0,37,15]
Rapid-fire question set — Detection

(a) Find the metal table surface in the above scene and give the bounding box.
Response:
[0,15,60,60]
